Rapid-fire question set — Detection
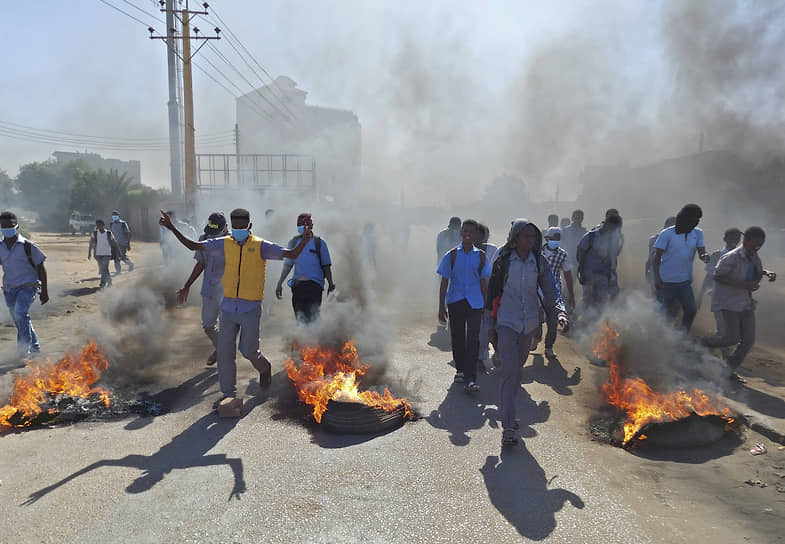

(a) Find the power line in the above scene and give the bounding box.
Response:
[117,0,166,25]
[97,0,161,30]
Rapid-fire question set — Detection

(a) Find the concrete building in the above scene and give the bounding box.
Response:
[236,76,361,198]
[53,151,142,186]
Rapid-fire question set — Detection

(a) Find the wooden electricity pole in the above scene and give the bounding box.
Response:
[150,0,220,215]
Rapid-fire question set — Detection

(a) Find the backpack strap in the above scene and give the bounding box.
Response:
[291,235,324,267]
[23,240,37,271]
[450,247,486,276]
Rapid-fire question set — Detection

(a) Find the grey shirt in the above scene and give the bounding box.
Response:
[578,227,620,279]
[496,251,541,335]
[0,235,45,289]
[711,246,763,312]
[110,219,131,247]
[436,228,461,264]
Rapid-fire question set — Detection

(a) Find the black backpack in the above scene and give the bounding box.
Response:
[0,240,38,271]
[289,235,324,267]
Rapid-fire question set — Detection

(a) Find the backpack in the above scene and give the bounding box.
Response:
[449,247,486,277]
[289,235,324,267]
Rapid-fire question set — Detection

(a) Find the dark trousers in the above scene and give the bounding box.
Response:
[659,281,697,331]
[448,299,482,383]
[291,280,324,324]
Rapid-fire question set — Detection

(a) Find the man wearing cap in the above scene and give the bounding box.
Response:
[109,210,133,274]
[177,212,228,365]
[275,213,335,324]
[0,211,48,356]
[160,208,312,405]
[576,211,623,311]
[541,226,574,358]
[653,203,710,331]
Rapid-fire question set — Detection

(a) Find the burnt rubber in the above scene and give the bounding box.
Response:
[321,400,407,434]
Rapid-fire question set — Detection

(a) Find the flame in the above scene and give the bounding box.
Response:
[0,342,112,428]
[285,341,412,423]
[593,322,733,445]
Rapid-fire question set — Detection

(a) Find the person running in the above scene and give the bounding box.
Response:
[159,208,312,406]
[436,216,462,264]
[542,227,574,358]
[0,211,48,356]
[701,227,776,383]
[437,219,490,393]
[177,212,228,366]
[652,204,710,331]
[561,209,587,270]
[275,213,336,324]
[88,219,120,290]
[486,219,565,446]
[109,210,134,274]
[576,212,623,312]
[646,216,676,297]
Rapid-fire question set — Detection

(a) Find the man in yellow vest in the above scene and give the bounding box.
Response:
[159,208,312,403]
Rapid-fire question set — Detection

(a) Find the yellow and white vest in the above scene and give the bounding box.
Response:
[222,235,267,301]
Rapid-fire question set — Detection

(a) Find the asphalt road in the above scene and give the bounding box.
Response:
[1,239,784,543]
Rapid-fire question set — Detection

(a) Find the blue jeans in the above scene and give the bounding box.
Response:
[96,255,112,287]
[3,285,40,354]
[659,281,697,331]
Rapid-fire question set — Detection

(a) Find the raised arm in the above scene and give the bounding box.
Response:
[281,227,313,259]
[159,210,202,251]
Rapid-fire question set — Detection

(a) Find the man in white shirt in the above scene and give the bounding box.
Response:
[88,219,120,289]
[652,204,710,331]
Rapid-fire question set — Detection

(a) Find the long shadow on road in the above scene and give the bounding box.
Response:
[23,395,264,505]
[522,354,582,396]
[481,445,585,541]
[726,383,785,420]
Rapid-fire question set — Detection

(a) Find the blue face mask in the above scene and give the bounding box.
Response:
[547,240,560,250]
[231,228,249,243]
[111,215,120,221]
[297,225,305,235]
[1,226,18,238]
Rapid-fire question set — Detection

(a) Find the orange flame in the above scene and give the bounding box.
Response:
[0,342,112,428]
[593,322,733,445]
[285,341,412,423]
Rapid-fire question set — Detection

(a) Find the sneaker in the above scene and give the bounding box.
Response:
[544,347,555,359]
[502,429,518,446]
[212,395,235,410]
[729,372,747,385]
[128,263,135,271]
[454,371,465,383]
[464,381,480,393]
[206,350,217,366]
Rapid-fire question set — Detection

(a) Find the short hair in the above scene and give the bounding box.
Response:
[606,214,622,225]
[477,223,489,242]
[449,216,461,228]
[744,226,766,241]
[724,227,742,238]
[605,208,620,218]
[679,203,702,218]
[547,214,558,221]
[0,211,18,226]
[572,209,584,218]
[230,208,250,221]
[461,219,479,231]
[96,219,105,226]
[297,212,312,220]
[664,216,676,228]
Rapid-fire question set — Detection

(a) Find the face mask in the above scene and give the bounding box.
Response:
[297,225,305,235]
[111,215,120,221]
[547,240,560,250]
[1,226,18,238]
[231,228,249,243]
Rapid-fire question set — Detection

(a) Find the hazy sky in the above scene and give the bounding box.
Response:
[0,1,668,194]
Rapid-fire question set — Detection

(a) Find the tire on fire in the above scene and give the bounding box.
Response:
[321,400,407,434]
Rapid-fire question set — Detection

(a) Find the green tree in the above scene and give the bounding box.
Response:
[16,159,87,230]
[0,169,15,207]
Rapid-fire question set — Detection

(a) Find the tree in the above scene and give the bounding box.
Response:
[15,159,87,230]
[0,169,14,207]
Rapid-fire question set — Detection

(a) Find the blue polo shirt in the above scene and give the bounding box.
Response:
[0,235,46,290]
[285,236,332,288]
[200,235,285,313]
[654,226,704,283]
[437,245,491,309]
[194,233,225,298]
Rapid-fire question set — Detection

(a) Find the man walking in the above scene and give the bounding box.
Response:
[475,223,498,371]
[646,216,676,297]
[437,219,490,393]
[701,227,776,383]
[486,219,565,446]
[275,213,336,324]
[159,208,311,406]
[436,216,462,264]
[109,210,134,274]
[0,211,48,356]
[698,227,741,310]
[561,209,586,270]
[652,204,710,331]
[542,227,574,358]
[576,212,622,312]
[177,212,228,366]
[88,219,120,289]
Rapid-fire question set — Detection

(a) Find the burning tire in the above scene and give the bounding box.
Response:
[321,400,407,434]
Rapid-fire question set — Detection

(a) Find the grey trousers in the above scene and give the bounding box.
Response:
[702,309,755,370]
[497,325,534,430]
[217,306,269,397]
[582,274,610,309]
[201,294,221,349]
[96,255,112,287]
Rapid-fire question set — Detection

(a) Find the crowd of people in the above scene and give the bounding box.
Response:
[435,204,777,445]
[0,203,778,447]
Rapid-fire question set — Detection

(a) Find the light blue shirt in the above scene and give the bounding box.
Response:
[201,236,285,313]
[437,245,490,309]
[195,233,225,298]
[0,235,46,290]
[654,226,705,283]
[496,251,541,335]
[285,236,332,288]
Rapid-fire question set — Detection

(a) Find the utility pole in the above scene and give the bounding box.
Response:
[234,123,240,184]
[150,1,220,215]
[164,0,181,197]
